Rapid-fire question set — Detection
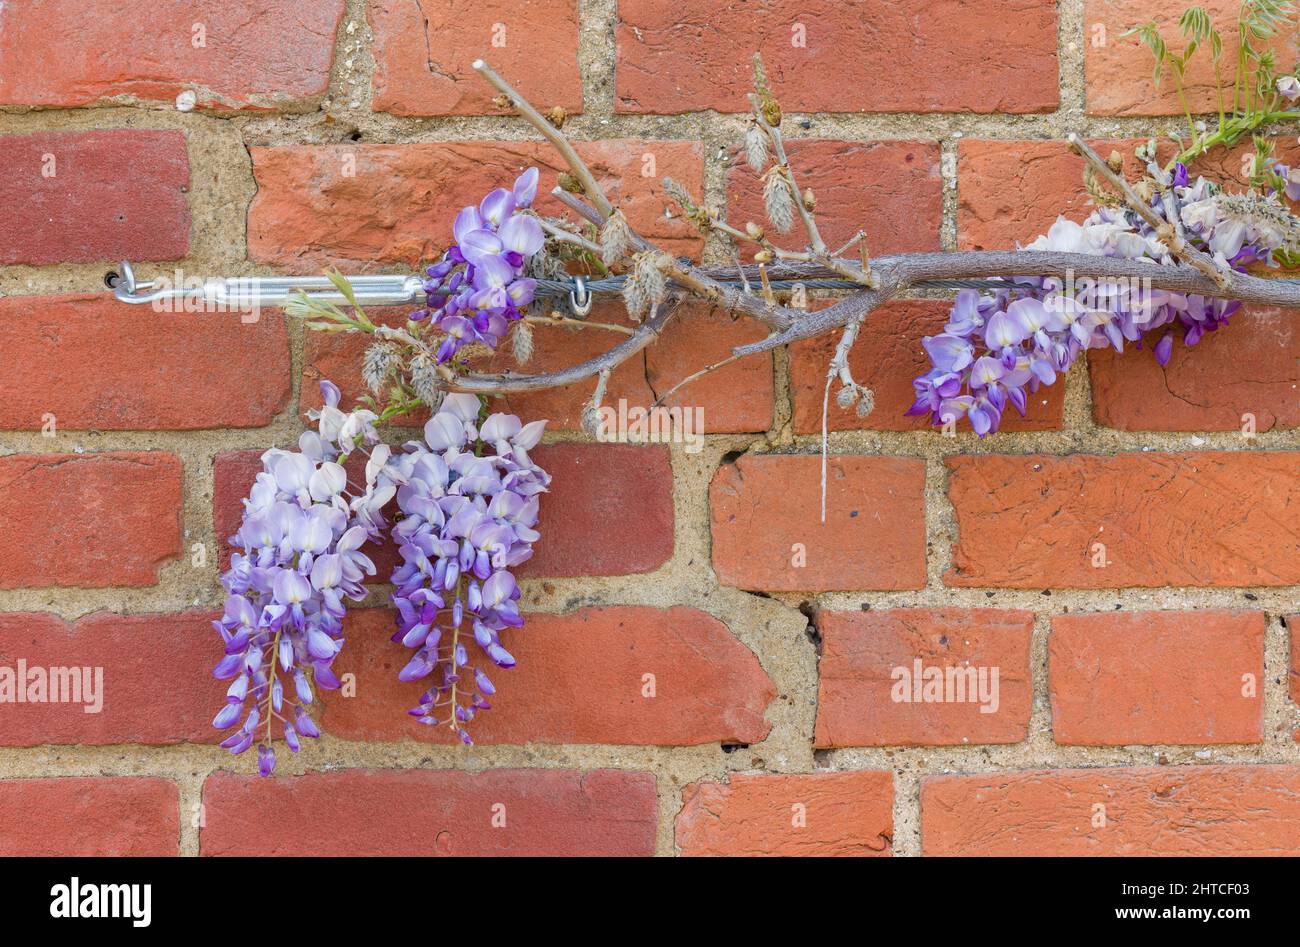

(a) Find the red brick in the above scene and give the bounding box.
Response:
[323,606,774,746]
[0,453,181,590]
[676,771,893,856]
[958,137,1299,250]
[725,140,942,258]
[0,295,289,431]
[201,768,657,855]
[0,611,223,746]
[0,131,189,265]
[522,443,675,577]
[946,452,1300,588]
[815,609,1034,748]
[1085,0,1296,116]
[958,138,1150,250]
[644,305,774,431]
[249,140,702,271]
[615,0,1058,114]
[788,300,1064,433]
[369,0,581,116]
[0,0,343,109]
[214,442,675,579]
[0,778,178,856]
[1050,610,1264,745]
[922,765,1300,855]
[711,454,927,592]
[1090,307,1300,431]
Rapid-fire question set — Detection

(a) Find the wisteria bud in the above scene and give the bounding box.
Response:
[1108,150,1124,172]
[855,388,876,418]
[746,221,764,239]
[546,106,568,129]
[761,93,782,128]
[802,187,816,211]
[754,248,774,263]
[744,122,769,173]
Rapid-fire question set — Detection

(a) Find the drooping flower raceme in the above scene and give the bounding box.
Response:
[216,168,554,774]
[212,381,402,775]
[908,167,1286,435]
[413,168,545,364]
[388,394,549,744]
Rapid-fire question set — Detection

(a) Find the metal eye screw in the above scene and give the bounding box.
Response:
[568,275,593,318]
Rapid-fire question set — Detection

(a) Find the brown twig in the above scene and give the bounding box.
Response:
[474,59,614,220]
[1068,133,1230,290]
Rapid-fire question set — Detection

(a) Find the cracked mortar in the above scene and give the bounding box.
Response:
[0,0,1297,856]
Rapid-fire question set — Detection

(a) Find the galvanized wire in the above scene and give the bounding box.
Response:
[528,275,1008,298]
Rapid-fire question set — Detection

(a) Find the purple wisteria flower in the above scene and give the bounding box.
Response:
[388,393,549,744]
[909,166,1264,435]
[212,380,403,775]
[412,168,545,365]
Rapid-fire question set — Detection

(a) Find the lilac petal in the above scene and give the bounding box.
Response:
[498,214,544,255]
[306,627,341,660]
[459,229,505,267]
[212,702,243,729]
[487,644,516,668]
[513,167,539,207]
[213,653,245,679]
[1154,332,1174,367]
[479,188,515,227]
[295,707,322,738]
[921,334,974,372]
[313,662,342,690]
[453,206,485,244]
[399,650,435,682]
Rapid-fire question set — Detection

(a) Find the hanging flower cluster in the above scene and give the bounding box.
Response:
[212,382,400,776]
[908,166,1292,435]
[216,168,553,772]
[388,395,549,744]
[414,168,544,364]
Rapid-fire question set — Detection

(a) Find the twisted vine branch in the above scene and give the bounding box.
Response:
[433,57,1287,402]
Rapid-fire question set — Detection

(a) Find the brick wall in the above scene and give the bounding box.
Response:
[0,0,1298,857]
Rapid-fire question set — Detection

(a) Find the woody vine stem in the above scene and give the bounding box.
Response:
[398,54,1300,402]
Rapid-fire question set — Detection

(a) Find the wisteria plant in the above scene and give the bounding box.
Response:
[212,0,1300,773]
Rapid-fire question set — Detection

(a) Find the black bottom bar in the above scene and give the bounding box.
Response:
[0,856,1280,933]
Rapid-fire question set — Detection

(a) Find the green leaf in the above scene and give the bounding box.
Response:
[1125,22,1168,85]
[1241,0,1295,40]
[1180,6,1212,42]
[325,269,374,329]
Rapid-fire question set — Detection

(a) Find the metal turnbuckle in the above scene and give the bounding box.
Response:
[105,262,425,308]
